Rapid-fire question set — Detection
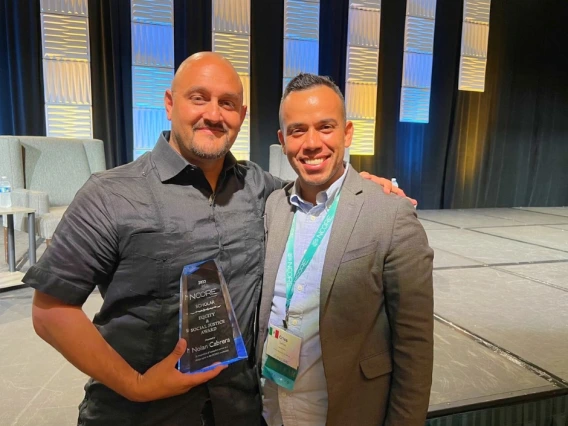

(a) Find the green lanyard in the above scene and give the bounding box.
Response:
[283,193,341,327]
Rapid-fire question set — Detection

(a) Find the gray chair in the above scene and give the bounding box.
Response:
[1,136,106,258]
[268,144,350,180]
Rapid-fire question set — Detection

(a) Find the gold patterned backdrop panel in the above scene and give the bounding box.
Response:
[41,2,92,138]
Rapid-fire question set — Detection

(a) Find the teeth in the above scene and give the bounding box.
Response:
[304,158,324,165]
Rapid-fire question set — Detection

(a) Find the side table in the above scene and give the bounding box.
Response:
[0,207,36,272]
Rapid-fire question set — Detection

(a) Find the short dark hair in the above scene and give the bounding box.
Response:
[279,73,346,130]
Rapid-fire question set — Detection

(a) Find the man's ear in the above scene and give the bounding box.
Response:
[240,104,248,124]
[164,89,174,120]
[278,129,286,153]
[344,120,354,148]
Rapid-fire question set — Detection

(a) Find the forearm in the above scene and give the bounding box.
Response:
[32,291,140,401]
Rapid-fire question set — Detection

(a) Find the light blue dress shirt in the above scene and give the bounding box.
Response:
[262,166,349,426]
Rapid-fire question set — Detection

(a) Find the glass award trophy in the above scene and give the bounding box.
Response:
[178,259,248,374]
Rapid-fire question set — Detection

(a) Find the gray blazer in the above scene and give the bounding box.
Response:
[256,165,434,426]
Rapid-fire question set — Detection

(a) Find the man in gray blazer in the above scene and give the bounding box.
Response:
[256,73,434,426]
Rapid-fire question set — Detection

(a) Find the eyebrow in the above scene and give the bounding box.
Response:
[318,118,338,126]
[286,122,304,130]
[185,86,241,101]
[286,118,338,132]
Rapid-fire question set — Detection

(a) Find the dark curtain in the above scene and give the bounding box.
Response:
[174,0,211,69]
[369,0,463,209]
[443,0,568,208]
[318,0,459,208]
[325,0,568,208]
[2,0,566,207]
[250,0,284,168]
[357,0,409,190]
[88,0,133,167]
[347,0,463,209]
[0,0,45,136]
[318,0,349,94]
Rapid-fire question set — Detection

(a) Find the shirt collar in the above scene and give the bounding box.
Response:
[290,163,349,212]
[152,131,238,182]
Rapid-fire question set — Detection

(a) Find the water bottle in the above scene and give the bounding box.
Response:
[0,176,12,208]
[391,178,399,189]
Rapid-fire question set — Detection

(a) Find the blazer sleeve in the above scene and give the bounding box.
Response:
[382,199,434,426]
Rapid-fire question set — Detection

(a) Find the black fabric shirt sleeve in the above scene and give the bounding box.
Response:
[262,171,289,199]
[23,175,119,305]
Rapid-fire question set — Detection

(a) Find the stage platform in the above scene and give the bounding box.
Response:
[423,207,568,425]
[0,207,567,425]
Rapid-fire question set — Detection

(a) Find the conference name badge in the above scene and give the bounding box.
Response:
[262,324,302,390]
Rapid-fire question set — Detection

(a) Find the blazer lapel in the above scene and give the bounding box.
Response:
[320,166,364,318]
[257,190,295,362]
[264,195,294,293]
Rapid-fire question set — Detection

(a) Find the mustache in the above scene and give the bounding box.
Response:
[193,121,227,133]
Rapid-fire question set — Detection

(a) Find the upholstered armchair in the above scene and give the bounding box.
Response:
[1,136,106,258]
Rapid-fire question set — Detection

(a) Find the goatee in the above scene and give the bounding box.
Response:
[174,131,232,160]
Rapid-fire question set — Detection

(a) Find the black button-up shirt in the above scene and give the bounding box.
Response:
[24,132,284,426]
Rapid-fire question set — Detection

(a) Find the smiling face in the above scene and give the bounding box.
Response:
[278,84,353,202]
[164,53,247,166]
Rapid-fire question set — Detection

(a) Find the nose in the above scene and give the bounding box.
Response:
[203,99,221,122]
[304,128,322,150]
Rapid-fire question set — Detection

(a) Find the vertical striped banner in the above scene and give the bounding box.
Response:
[399,0,437,123]
[459,0,491,92]
[282,0,320,91]
[40,0,92,138]
[212,0,251,161]
[345,0,382,155]
[131,0,174,159]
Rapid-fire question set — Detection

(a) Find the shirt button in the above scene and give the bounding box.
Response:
[291,319,299,326]
[310,216,316,221]
[297,285,303,291]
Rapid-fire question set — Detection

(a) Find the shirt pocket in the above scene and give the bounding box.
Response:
[360,349,393,379]
[123,231,196,298]
[341,241,378,263]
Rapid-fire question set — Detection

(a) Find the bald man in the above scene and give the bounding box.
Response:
[26,53,400,426]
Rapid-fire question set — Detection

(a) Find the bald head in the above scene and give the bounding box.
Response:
[164,51,247,168]
[172,52,243,97]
